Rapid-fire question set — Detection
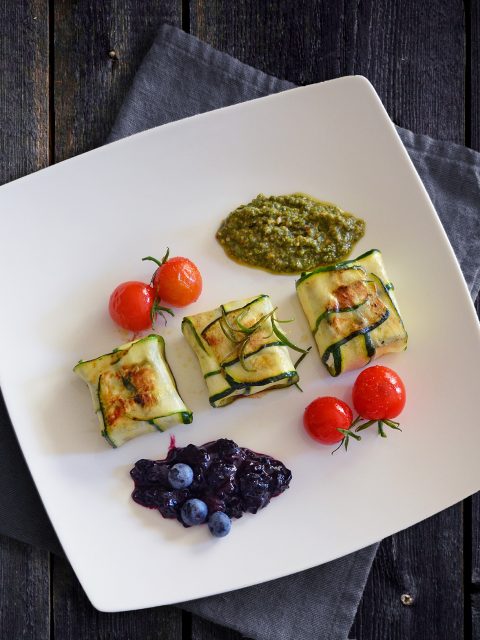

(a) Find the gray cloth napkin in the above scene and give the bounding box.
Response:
[1,22,480,640]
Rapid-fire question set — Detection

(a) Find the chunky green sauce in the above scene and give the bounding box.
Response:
[216,193,366,273]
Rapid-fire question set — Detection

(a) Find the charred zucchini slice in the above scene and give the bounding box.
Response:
[296,250,407,376]
[182,295,299,407]
[74,334,192,447]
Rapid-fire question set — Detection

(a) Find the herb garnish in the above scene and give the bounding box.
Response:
[219,306,310,372]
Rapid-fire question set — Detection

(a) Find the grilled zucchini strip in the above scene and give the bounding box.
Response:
[182,295,299,407]
[74,334,192,447]
[296,249,407,376]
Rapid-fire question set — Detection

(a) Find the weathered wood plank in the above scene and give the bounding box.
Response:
[54,0,182,162]
[0,0,49,184]
[0,535,50,640]
[344,0,465,143]
[192,616,243,640]
[472,308,480,640]
[0,3,51,638]
[471,0,480,153]
[191,0,345,84]
[352,506,464,640]
[52,555,182,640]
[0,388,62,554]
[192,0,465,143]
[474,591,480,640]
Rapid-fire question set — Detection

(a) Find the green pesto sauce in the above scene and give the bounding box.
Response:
[216,193,366,274]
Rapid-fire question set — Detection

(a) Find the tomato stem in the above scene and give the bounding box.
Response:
[143,256,162,268]
[338,428,361,441]
[333,414,403,453]
[350,415,363,429]
[378,421,387,438]
[331,440,344,455]
[354,417,402,437]
[332,427,362,454]
[384,419,402,431]
[142,247,170,269]
[355,419,376,432]
[150,297,175,327]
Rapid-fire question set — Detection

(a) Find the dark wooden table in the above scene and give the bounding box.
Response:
[1,2,479,639]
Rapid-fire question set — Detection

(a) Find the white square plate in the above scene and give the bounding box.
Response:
[0,77,479,612]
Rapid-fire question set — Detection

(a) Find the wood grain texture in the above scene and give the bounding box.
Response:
[53,0,181,162]
[192,616,244,640]
[0,0,49,184]
[351,505,464,640]
[473,457,480,639]
[473,286,480,639]
[474,592,480,640]
[471,0,480,152]
[0,3,51,637]
[191,0,465,142]
[344,0,465,143]
[191,0,344,84]
[0,536,50,640]
[52,554,183,640]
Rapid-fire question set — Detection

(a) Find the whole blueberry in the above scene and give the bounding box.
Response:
[168,463,194,489]
[181,499,208,526]
[208,512,232,538]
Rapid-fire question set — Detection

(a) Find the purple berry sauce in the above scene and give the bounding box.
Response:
[130,438,292,526]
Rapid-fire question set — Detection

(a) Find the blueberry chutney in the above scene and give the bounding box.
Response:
[130,438,292,527]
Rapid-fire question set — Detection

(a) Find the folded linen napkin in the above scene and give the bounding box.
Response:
[1,22,479,640]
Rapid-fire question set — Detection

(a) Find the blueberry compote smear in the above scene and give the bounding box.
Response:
[130,439,292,527]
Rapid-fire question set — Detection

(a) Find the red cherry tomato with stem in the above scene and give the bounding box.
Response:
[303,396,360,452]
[352,365,406,438]
[143,248,202,308]
[109,281,154,332]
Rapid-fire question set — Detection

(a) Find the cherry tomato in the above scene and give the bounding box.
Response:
[109,281,154,332]
[352,365,406,420]
[303,396,353,445]
[152,256,202,307]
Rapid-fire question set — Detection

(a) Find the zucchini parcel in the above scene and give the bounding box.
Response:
[182,294,299,407]
[296,249,407,376]
[74,334,192,447]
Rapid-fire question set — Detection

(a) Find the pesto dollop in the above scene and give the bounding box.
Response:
[216,193,366,273]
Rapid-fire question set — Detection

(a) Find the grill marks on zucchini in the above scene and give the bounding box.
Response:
[221,340,285,369]
[321,308,390,376]
[182,295,302,407]
[296,250,408,376]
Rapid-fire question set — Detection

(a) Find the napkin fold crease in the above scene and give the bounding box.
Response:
[1,22,480,640]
